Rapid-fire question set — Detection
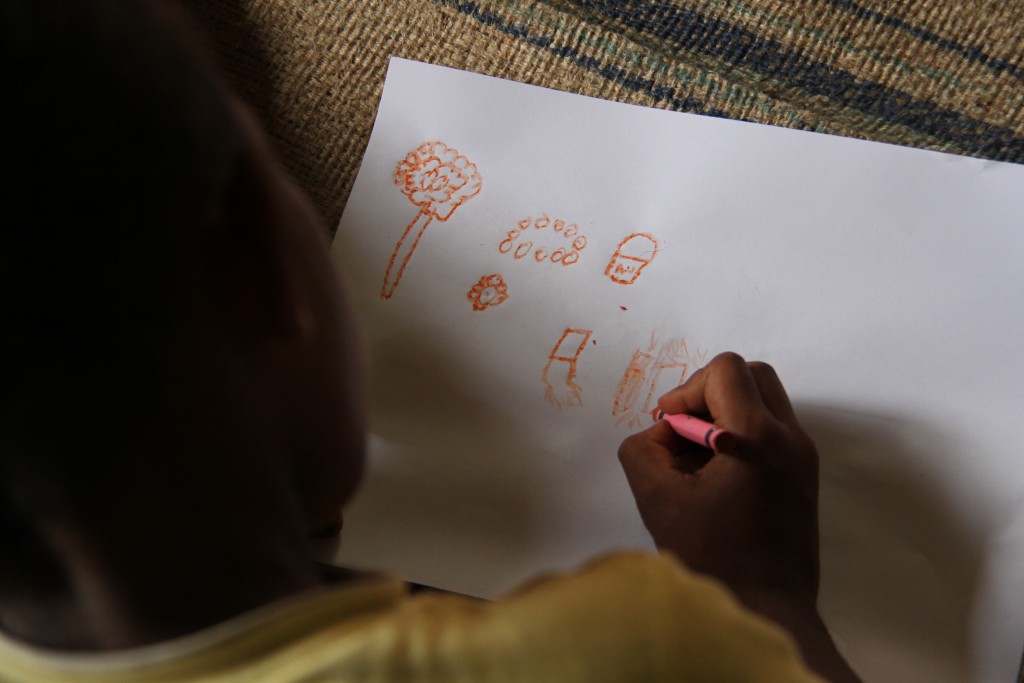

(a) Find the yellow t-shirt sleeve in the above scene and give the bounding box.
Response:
[309,552,824,682]
[0,552,825,682]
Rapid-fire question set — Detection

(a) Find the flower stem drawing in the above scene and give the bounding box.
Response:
[382,211,432,300]
[381,142,483,300]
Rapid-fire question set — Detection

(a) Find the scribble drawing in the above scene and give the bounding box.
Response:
[499,213,587,268]
[612,334,707,429]
[614,349,656,420]
[381,142,483,300]
[542,328,593,409]
[467,274,509,311]
[605,233,659,285]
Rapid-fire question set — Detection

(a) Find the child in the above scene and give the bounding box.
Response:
[0,1,858,680]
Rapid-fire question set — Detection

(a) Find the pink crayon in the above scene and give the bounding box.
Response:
[656,411,734,451]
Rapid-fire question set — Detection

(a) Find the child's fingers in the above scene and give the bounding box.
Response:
[656,363,710,416]
[673,441,714,475]
[746,361,799,426]
[657,352,766,428]
[618,421,693,496]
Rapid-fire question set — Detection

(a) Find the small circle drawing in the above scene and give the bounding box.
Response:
[497,214,587,268]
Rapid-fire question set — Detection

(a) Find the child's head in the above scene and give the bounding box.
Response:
[1,0,366,572]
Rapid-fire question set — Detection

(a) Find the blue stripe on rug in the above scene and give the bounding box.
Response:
[448,1,730,118]
[820,0,1024,83]
[563,0,1024,161]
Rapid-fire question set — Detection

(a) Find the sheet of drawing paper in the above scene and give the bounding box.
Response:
[328,58,1024,683]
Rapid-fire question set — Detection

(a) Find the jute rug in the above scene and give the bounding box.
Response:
[186,0,1024,232]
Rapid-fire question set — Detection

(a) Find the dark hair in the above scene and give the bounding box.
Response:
[1,0,241,479]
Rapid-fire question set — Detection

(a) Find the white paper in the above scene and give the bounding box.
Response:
[329,58,1024,683]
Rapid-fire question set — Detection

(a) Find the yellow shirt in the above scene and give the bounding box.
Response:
[0,553,822,682]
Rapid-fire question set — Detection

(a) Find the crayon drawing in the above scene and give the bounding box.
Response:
[467,274,510,311]
[612,334,707,429]
[605,233,659,285]
[381,142,483,300]
[498,214,587,268]
[542,328,593,408]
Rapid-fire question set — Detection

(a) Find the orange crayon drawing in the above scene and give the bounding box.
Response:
[542,328,593,409]
[612,334,707,429]
[381,142,483,300]
[605,232,659,285]
[467,274,509,311]
[499,214,587,268]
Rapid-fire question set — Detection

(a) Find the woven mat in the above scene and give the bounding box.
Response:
[187,0,1024,230]
[187,3,1022,678]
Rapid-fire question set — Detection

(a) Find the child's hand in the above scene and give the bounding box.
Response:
[618,352,819,612]
[618,352,862,682]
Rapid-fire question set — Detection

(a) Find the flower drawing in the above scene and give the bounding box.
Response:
[381,142,483,300]
[394,142,483,221]
[466,274,510,311]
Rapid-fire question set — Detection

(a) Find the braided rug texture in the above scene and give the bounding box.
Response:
[189,0,1024,231]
